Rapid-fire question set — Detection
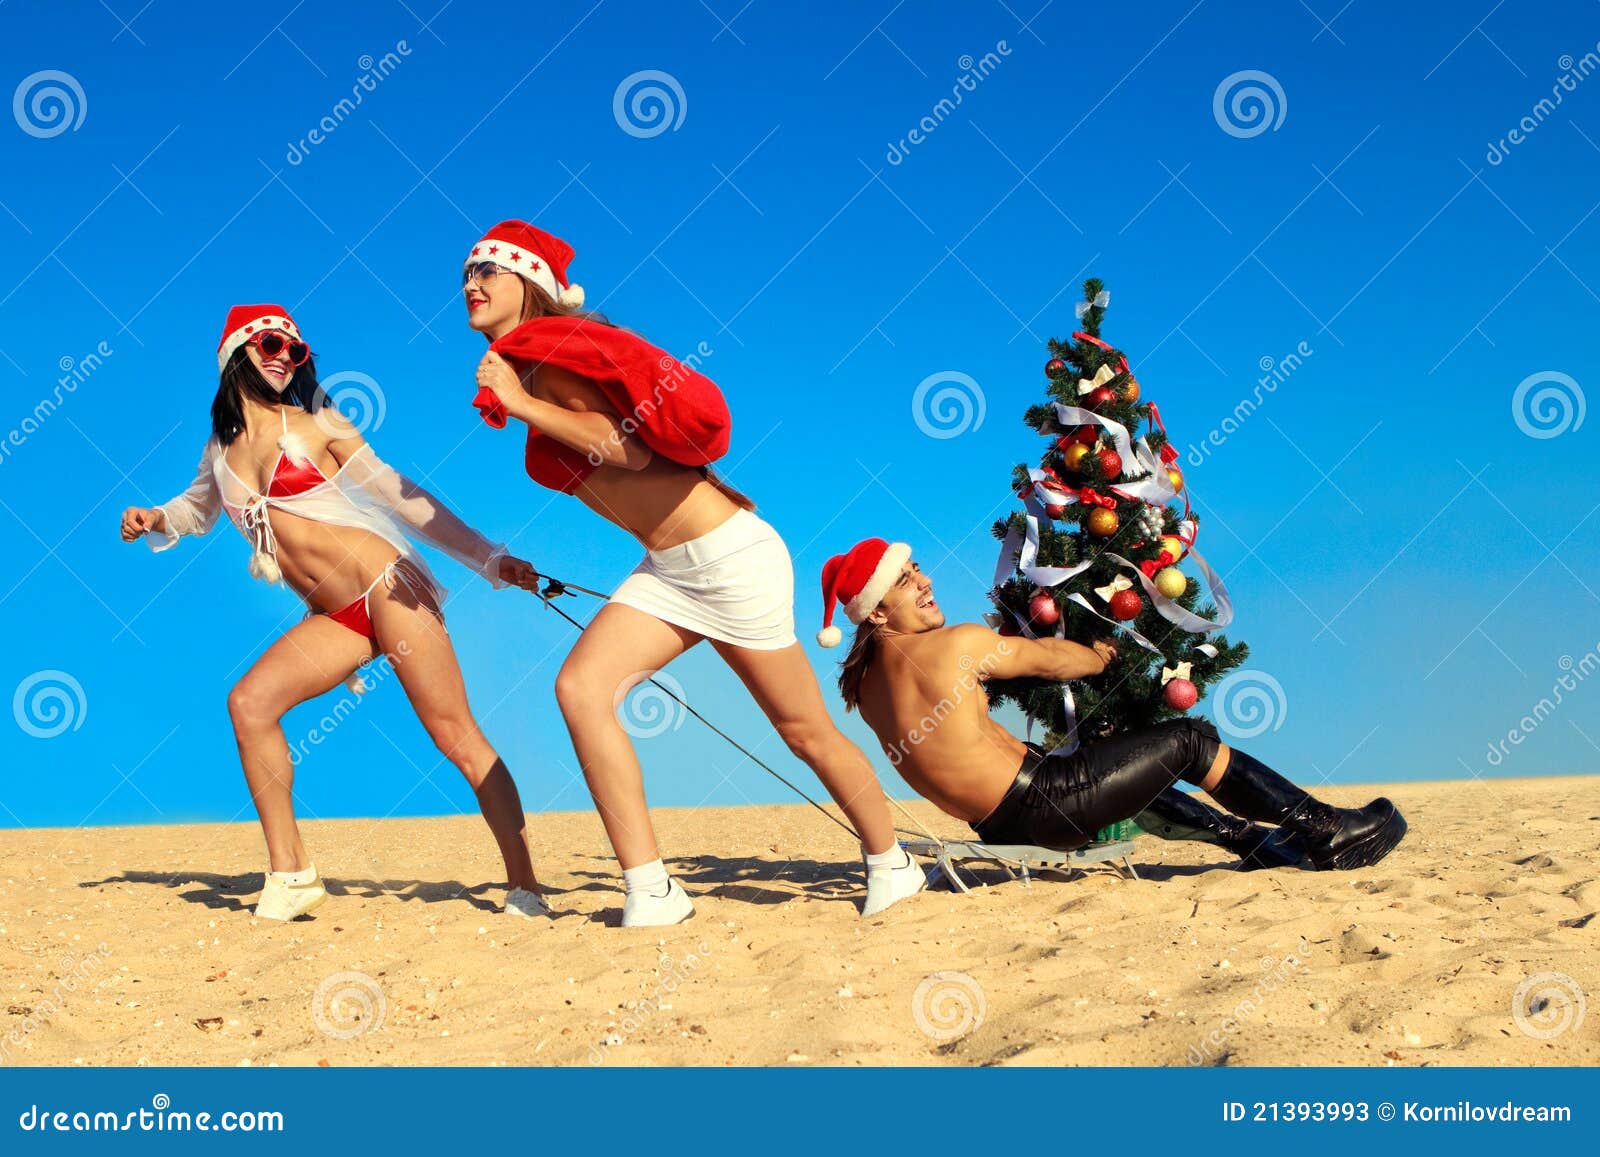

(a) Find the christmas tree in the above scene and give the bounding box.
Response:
[986,278,1248,750]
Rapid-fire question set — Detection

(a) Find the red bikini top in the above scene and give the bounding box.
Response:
[472,316,732,495]
[266,447,328,496]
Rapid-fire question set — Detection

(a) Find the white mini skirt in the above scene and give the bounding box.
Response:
[608,508,798,650]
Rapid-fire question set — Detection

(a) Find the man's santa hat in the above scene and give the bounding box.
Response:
[816,538,912,648]
[464,219,585,309]
[217,304,303,371]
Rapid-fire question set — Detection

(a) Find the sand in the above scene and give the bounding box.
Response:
[1,776,1594,1067]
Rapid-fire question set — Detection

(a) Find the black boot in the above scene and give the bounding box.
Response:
[1206,748,1407,871]
[1134,788,1307,871]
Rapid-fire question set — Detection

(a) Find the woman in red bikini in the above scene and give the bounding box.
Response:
[462,221,926,927]
[119,305,549,922]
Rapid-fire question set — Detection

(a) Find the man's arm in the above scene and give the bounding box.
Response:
[948,623,1115,681]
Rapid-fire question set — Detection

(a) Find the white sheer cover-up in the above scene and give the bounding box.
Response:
[146,431,509,607]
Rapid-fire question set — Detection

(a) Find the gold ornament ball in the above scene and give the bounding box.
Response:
[1159,535,1185,560]
[1087,508,1120,537]
[1120,375,1141,403]
[1166,466,1185,492]
[1154,566,1188,598]
[1062,442,1091,470]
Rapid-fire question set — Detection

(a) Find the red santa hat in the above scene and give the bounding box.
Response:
[217,304,303,372]
[464,220,585,309]
[816,538,912,648]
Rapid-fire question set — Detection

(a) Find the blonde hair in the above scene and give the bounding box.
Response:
[515,280,756,512]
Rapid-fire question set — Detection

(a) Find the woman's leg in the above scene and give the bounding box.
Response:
[553,602,701,869]
[227,616,375,872]
[709,640,896,854]
[367,566,540,893]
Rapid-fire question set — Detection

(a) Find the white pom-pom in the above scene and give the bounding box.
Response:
[558,283,585,309]
[277,430,313,465]
[249,550,282,584]
[817,624,843,648]
[345,671,367,696]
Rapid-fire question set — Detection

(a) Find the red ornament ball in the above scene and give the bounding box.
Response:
[1072,426,1099,445]
[1095,448,1122,479]
[1046,357,1067,377]
[1109,588,1143,620]
[1086,386,1116,410]
[1163,677,1199,710]
[1044,502,1067,519]
[1028,590,1060,626]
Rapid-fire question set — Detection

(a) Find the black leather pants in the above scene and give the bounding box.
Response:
[972,718,1223,851]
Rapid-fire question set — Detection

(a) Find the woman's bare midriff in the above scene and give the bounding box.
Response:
[265,508,405,614]
[575,455,742,549]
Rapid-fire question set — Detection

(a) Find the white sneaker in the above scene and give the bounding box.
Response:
[621,876,695,927]
[254,865,327,921]
[862,847,926,917]
[504,887,553,918]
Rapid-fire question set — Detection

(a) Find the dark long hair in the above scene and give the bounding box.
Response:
[838,622,879,712]
[210,346,327,445]
[513,280,757,512]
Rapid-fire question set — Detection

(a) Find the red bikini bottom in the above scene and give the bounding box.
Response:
[318,558,442,641]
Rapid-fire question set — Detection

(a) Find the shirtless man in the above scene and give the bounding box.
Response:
[814,538,1407,871]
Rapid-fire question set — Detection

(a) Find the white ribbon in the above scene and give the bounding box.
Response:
[1075,290,1110,318]
[1161,660,1193,685]
[1106,548,1234,632]
[1075,363,1116,396]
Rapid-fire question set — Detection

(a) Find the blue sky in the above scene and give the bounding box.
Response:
[1,0,1597,831]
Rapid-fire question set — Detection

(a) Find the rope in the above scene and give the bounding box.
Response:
[534,575,865,844]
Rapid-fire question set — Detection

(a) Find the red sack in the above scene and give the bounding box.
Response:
[473,316,731,468]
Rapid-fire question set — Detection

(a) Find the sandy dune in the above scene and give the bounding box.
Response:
[2,776,1594,1066]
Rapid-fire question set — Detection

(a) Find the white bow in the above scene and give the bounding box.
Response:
[1093,574,1133,602]
[1076,290,1110,319]
[1161,660,1193,685]
[1076,363,1116,396]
